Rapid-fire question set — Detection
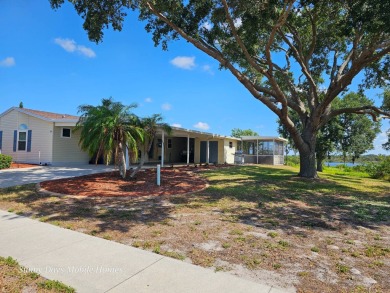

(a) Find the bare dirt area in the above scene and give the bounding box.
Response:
[1,165,389,292]
[39,167,208,197]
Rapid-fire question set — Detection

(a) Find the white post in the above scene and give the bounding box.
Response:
[273,139,275,165]
[161,131,165,167]
[206,140,210,164]
[125,146,130,169]
[256,139,259,164]
[157,164,161,186]
[187,134,190,165]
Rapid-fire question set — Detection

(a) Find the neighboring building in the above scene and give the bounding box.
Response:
[0,107,286,166]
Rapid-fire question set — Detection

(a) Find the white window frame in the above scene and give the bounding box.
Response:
[61,128,71,138]
[18,131,27,151]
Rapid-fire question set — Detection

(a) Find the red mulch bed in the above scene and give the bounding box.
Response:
[10,163,40,169]
[40,167,208,197]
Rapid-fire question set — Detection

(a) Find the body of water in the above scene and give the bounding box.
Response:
[325,162,360,167]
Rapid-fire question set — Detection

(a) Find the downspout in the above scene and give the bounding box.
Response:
[206,140,210,164]
[187,134,190,165]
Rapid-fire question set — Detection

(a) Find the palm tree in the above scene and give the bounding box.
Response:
[75,98,144,178]
[130,114,171,178]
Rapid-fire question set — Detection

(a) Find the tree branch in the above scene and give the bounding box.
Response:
[265,1,294,74]
[324,106,390,127]
[145,1,283,118]
[304,9,317,65]
[324,46,390,109]
[221,0,292,119]
[278,28,319,111]
[220,0,269,78]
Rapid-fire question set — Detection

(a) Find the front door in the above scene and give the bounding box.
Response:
[200,141,218,163]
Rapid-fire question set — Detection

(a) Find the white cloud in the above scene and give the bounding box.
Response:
[171,123,182,128]
[55,38,96,58]
[170,56,196,70]
[55,38,76,52]
[369,130,389,155]
[233,18,242,28]
[194,122,210,130]
[161,103,172,110]
[145,97,152,103]
[77,45,96,58]
[202,22,212,30]
[202,64,214,75]
[0,57,15,67]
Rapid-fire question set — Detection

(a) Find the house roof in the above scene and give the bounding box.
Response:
[158,126,240,140]
[0,107,79,123]
[240,136,288,142]
[0,107,263,141]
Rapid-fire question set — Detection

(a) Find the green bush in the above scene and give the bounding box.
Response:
[0,154,12,169]
[364,157,390,181]
[285,155,300,167]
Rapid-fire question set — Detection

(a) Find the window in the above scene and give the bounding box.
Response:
[167,139,172,149]
[229,141,233,148]
[62,128,71,138]
[18,131,27,151]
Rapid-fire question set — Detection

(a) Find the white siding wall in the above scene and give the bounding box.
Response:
[52,127,90,165]
[0,110,53,164]
[223,139,237,164]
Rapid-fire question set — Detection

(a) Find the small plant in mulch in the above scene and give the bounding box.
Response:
[267,231,278,238]
[311,246,320,253]
[336,263,350,274]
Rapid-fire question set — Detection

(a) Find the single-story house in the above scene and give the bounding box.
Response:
[0,107,286,166]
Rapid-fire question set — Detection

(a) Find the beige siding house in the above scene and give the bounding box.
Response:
[141,127,239,166]
[0,107,89,165]
[0,107,285,166]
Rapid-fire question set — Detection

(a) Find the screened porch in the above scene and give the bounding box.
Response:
[237,136,287,165]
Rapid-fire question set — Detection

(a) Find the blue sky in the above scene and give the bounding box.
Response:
[1,0,388,155]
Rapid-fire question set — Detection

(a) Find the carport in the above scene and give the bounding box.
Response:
[144,126,238,166]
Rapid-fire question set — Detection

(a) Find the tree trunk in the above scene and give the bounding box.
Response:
[118,142,126,179]
[298,148,318,178]
[297,127,318,178]
[316,157,323,172]
[130,137,153,178]
[130,153,145,178]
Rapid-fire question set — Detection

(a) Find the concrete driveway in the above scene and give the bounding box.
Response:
[0,165,114,188]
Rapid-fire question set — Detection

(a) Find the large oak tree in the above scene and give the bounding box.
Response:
[50,0,390,178]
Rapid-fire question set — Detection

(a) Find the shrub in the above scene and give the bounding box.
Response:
[0,154,12,169]
[285,155,299,167]
[364,157,390,181]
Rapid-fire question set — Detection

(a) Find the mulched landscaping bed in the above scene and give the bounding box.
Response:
[40,167,208,197]
[9,163,40,169]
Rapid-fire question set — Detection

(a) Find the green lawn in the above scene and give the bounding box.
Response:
[0,164,389,292]
[0,256,75,293]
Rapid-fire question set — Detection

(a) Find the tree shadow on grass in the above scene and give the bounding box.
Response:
[1,184,175,234]
[190,165,390,232]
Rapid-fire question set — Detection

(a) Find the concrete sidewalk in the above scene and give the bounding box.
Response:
[0,210,286,293]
